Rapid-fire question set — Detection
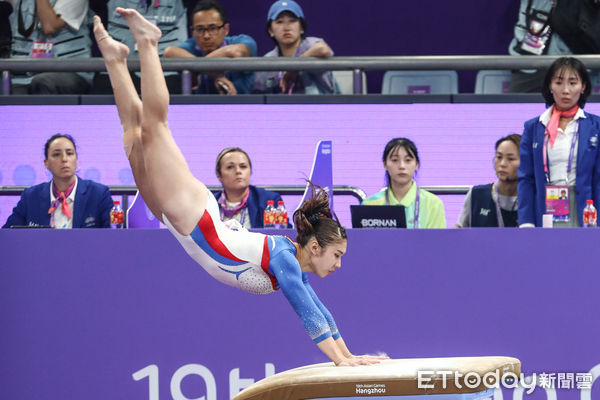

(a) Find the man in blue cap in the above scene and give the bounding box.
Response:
[253,0,339,94]
[164,0,257,94]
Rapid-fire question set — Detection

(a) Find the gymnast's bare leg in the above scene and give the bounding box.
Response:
[94,9,207,235]
[93,16,162,221]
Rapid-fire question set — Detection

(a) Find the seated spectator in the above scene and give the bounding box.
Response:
[362,137,446,228]
[163,0,257,95]
[2,134,113,228]
[456,134,521,228]
[213,147,283,228]
[9,0,92,94]
[507,0,600,93]
[91,0,188,94]
[253,0,339,94]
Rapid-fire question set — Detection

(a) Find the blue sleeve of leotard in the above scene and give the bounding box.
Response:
[301,274,341,340]
[269,249,333,343]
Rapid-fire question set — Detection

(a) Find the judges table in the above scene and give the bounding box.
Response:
[0,228,598,400]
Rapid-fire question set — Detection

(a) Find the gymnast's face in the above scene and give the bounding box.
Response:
[384,146,418,188]
[217,151,251,195]
[44,137,77,181]
[494,140,519,183]
[310,239,347,278]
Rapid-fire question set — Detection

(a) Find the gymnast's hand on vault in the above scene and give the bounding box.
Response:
[354,354,390,360]
[337,355,385,366]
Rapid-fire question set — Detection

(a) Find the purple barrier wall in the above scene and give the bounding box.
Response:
[6,102,600,229]
[0,228,598,400]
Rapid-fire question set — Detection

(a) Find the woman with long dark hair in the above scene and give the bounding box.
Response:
[362,137,446,228]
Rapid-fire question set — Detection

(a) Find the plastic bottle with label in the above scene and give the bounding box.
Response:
[110,201,124,229]
[583,199,597,227]
[263,200,276,228]
[275,200,288,229]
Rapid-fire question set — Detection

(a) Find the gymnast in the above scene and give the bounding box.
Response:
[93,8,385,367]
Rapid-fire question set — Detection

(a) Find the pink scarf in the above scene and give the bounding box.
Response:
[48,180,76,219]
[545,105,579,148]
[218,189,249,218]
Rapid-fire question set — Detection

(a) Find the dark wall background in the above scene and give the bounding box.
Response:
[216,0,522,93]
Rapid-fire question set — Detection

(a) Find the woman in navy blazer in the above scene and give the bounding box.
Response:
[2,134,113,229]
[518,57,600,227]
[213,147,283,228]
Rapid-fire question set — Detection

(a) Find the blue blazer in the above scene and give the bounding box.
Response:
[518,111,600,226]
[2,178,113,228]
[214,185,283,228]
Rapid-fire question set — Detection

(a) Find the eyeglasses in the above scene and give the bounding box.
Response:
[191,23,225,35]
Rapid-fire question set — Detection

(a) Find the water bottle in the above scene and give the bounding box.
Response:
[275,200,288,229]
[110,200,124,229]
[263,200,276,228]
[583,200,597,227]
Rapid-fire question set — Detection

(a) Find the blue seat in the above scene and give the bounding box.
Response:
[475,70,512,94]
[381,70,458,94]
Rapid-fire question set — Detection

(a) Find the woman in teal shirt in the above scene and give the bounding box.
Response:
[362,137,446,228]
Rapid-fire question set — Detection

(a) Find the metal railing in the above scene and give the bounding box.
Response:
[3,55,600,95]
[0,184,469,199]
[0,184,369,220]
[0,184,468,208]
[0,184,471,227]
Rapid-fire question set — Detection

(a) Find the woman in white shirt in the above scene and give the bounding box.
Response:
[518,57,600,227]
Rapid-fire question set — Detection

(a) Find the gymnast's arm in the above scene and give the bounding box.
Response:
[303,276,388,365]
[302,275,340,339]
[270,250,346,364]
[270,250,382,366]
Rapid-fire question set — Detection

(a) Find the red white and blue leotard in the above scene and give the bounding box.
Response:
[163,190,340,343]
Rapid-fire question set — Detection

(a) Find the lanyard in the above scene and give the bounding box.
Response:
[492,183,517,228]
[276,42,303,94]
[543,125,578,184]
[386,185,420,229]
[17,1,37,38]
[220,206,247,227]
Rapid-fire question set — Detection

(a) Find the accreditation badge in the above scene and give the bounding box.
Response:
[519,11,551,56]
[545,185,570,222]
[31,41,54,58]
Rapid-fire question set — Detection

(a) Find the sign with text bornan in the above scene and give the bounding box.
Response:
[296,140,333,214]
[350,205,407,228]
